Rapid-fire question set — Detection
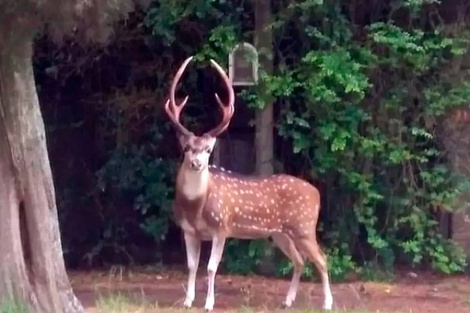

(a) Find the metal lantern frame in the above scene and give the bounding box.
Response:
[228,42,259,87]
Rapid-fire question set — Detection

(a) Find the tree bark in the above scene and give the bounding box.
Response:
[0,38,84,313]
[254,0,276,274]
[254,0,274,177]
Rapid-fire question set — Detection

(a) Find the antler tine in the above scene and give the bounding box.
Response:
[205,59,235,137]
[164,97,190,136]
[165,56,194,137]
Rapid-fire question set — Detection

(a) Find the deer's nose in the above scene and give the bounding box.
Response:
[190,160,203,170]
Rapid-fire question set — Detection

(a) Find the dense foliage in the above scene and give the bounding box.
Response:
[35,0,470,279]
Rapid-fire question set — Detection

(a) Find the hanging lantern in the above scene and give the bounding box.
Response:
[228,42,259,86]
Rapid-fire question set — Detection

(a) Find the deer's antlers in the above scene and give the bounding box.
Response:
[204,59,235,138]
[164,56,193,137]
[164,56,235,138]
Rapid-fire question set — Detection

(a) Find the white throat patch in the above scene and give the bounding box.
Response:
[181,169,210,200]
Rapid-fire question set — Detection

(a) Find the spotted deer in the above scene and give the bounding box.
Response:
[163,56,334,311]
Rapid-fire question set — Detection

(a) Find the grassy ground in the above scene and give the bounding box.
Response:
[91,292,389,313]
[2,267,469,313]
[70,267,470,313]
[0,300,29,313]
[0,292,399,313]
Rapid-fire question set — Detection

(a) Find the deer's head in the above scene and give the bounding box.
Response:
[164,56,235,172]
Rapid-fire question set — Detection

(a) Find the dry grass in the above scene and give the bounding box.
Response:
[91,291,404,313]
[73,268,470,313]
[0,292,443,313]
[94,291,158,313]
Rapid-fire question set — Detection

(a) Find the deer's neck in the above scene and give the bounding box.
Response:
[178,168,210,201]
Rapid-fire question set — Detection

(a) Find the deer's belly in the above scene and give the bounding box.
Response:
[229,226,273,240]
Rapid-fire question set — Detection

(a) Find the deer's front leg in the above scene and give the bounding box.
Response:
[183,232,201,308]
[204,235,226,311]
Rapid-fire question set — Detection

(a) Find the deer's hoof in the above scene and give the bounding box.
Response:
[281,301,292,309]
[323,297,333,311]
[322,302,333,311]
[183,298,193,308]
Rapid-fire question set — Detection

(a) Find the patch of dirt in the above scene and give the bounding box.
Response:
[70,267,470,313]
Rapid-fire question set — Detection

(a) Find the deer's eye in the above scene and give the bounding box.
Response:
[183,146,190,152]
[205,147,212,153]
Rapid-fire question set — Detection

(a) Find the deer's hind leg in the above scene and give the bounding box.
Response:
[272,233,305,308]
[205,234,226,311]
[293,236,333,310]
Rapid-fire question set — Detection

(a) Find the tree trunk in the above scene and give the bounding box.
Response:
[254,0,274,177]
[254,0,276,274]
[0,38,84,313]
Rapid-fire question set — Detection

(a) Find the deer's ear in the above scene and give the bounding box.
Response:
[206,136,217,149]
